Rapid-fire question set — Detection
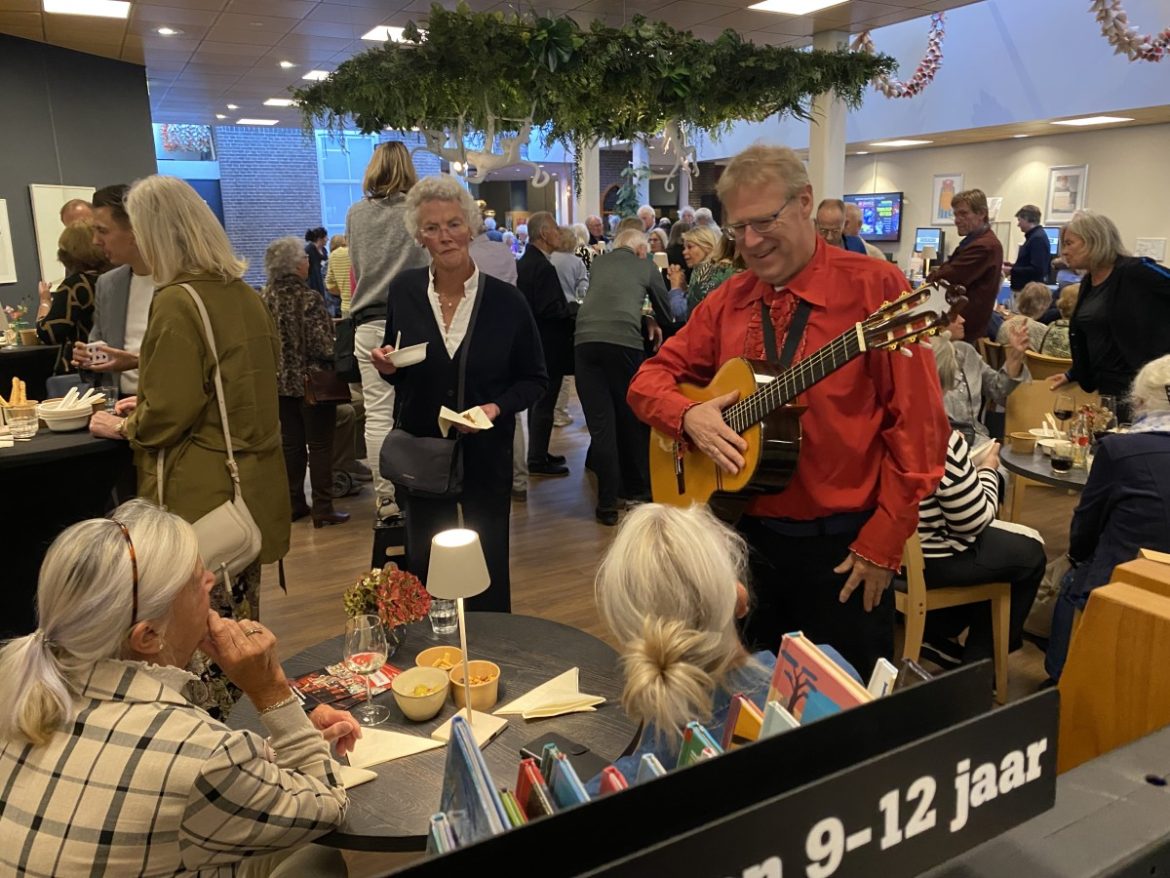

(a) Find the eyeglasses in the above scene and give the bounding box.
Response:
[725,197,795,239]
[420,219,468,239]
[111,518,139,624]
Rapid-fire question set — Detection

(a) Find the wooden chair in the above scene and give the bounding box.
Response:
[1023,350,1073,381]
[895,532,1010,704]
[977,338,1005,371]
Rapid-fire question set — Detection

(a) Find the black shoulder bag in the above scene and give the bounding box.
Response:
[379,275,486,500]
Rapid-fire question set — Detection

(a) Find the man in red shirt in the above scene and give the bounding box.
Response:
[926,189,1004,342]
[627,145,948,672]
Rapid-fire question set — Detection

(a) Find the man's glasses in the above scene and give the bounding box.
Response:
[111,518,139,625]
[725,197,795,239]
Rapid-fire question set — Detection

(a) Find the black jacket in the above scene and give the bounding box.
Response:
[1068,256,1170,392]
[1009,225,1051,290]
[516,245,577,376]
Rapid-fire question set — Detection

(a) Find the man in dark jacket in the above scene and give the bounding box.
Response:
[1006,204,1051,291]
[927,189,1004,342]
[516,211,575,476]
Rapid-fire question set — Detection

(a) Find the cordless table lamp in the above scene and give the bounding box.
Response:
[426,528,507,744]
[921,245,938,278]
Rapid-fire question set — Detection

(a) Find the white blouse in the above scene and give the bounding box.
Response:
[426,268,480,358]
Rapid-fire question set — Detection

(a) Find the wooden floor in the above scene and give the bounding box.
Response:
[258,393,1077,877]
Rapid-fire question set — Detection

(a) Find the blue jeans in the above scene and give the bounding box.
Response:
[1045,566,1088,681]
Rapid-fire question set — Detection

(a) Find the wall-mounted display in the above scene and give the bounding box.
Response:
[843,192,904,243]
[931,173,963,224]
[1046,165,1088,223]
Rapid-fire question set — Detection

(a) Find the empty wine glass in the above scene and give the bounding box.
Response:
[344,614,391,726]
[1053,393,1075,433]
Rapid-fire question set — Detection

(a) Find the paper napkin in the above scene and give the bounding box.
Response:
[438,405,493,437]
[494,668,605,720]
[346,728,444,769]
[336,764,378,789]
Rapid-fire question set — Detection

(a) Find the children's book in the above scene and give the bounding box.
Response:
[759,700,800,739]
[546,746,591,808]
[499,789,528,827]
[867,658,899,698]
[677,721,723,768]
[635,753,666,784]
[598,766,629,795]
[515,758,557,819]
[721,694,764,749]
[767,632,873,723]
[426,813,456,855]
[438,714,508,846]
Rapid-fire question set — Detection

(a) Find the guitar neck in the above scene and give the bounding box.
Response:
[725,326,864,433]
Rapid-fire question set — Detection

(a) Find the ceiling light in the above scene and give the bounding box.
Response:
[1012,134,1030,139]
[215,114,226,119]
[264,98,295,107]
[747,0,846,13]
[451,161,464,172]
[43,0,129,18]
[869,139,933,148]
[226,104,239,110]
[156,26,183,36]
[236,118,279,126]
[279,60,296,69]
[362,25,406,42]
[854,150,869,155]
[302,69,330,81]
[1050,115,1133,127]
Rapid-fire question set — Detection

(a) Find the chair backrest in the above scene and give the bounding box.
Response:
[977,338,1005,371]
[45,373,85,399]
[1024,350,1073,381]
[1004,375,1099,439]
[900,531,927,609]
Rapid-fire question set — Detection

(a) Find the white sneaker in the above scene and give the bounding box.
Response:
[377,498,402,521]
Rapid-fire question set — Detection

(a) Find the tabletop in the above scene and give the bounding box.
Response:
[0,426,126,469]
[230,612,638,852]
[1000,445,1089,491]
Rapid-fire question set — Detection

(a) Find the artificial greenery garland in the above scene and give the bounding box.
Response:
[295,3,895,153]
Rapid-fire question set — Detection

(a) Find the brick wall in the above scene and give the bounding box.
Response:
[377,130,442,178]
[214,126,322,287]
[690,160,723,218]
[599,147,632,212]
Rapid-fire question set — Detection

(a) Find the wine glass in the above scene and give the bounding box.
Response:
[344,614,391,726]
[1052,393,1075,434]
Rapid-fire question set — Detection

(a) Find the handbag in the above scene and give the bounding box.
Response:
[380,274,486,500]
[332,316,362,383]
[156,283,263,585]
[304,368,351,405]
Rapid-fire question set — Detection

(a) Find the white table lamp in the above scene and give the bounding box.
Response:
[921,245,938,278]
[427,528,491,727]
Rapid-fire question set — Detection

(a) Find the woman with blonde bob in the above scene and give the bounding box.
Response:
[89,175,288,719]
[0,500,353,876]
[667,225,736,316]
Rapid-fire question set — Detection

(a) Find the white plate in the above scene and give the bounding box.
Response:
[389,342,428,368]
[1029,428,1066,439]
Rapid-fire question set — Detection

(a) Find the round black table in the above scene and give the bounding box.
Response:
[0,345,58,403]
[0,428,132,636]
[230,613,638,852]
[1000,445,1088,523]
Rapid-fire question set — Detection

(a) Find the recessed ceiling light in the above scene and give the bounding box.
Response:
[869,139,933,148]
[215,114,226,119]
[747,0,846,13]
[226,104,239,110]
[1050,115,1133,127]
[362,25,406,42]
[236,118,279,126]
[264,98,296,107]
[1012,134,1030,139]
[302,69,330,81]
[854,150,869,155]
[43,0,129,18]
[156,26,183,36]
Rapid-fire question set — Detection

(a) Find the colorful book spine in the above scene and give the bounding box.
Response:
[499,788,528,827]
[759,700,800,738]
[516,757,557,819]
[767,632,873,723]
[598,766,629,795]
[635,753,666,783]
[677,721,723,768]
[426,813,456,854]
[438,714,508,846]
[547,748,591,808]
[721,694,764,750]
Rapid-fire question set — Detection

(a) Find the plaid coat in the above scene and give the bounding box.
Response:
[0,660,346,876]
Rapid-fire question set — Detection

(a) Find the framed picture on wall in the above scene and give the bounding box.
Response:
[1046,165,1088,223]
[0,199,17,285]
[931,173,963,224]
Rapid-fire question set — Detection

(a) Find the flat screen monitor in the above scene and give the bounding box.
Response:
[913,227,946,255]
[1043,226,1061,256]
[843,192,903,243]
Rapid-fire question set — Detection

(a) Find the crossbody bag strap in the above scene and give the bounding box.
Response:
[760,297,813,370]
[455,273,488,412]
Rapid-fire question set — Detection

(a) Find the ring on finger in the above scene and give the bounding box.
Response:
[245,627,263,637]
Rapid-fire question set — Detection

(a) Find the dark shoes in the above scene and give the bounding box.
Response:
[529,459,569,477]
[595,507,619,526]
[546,453,566,465]
[312,510,351,529]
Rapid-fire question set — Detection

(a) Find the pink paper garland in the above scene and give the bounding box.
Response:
[1091,0,1170,62]
[851,12,945,100]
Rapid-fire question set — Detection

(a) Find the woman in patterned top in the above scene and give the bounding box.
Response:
[0,500,353,877]
[34,221,110,373]
[667,225,736,317]
[261,236,348,529]
[1038,283,1078,358]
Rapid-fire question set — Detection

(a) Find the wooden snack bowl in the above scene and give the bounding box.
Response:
[449,659,501,711]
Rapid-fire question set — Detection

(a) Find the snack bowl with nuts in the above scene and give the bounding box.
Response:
[390,666,450,721]
[449,660,501,712]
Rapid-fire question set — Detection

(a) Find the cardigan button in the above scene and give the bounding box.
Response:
[446,390,454,398]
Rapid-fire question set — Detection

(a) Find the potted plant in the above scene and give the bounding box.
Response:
[343,563,432,657]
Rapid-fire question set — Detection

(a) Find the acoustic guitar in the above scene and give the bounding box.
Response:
[648,281,966,518]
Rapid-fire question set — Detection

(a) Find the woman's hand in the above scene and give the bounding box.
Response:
[38,281,53,305]
[199,614,291,711]
[1004,319,1029,377]
[667,265,686,291]
[114,396,138,416]
[645,316,663,351]
[87,344,138,373]
[453,403,500,434]
[974,440,1001,471]
[1048,372,1070,391]
[370,345,398,376]
[89,411,125,440]
[309,705,362,757]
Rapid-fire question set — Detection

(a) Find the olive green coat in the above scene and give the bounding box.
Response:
[124,273,291,563]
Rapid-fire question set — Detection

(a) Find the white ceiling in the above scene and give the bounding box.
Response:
[0,0,983,124]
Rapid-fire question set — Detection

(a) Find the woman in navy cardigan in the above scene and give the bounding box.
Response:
[371,176,547,612]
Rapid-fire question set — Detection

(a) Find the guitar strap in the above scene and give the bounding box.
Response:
[761,297,813,369]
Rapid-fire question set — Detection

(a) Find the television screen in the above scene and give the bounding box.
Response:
[913,227,946,255]
[1043,226,1061,256]
[843,192,903,243]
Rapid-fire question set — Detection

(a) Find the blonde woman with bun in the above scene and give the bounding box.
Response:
[588,503,857,789]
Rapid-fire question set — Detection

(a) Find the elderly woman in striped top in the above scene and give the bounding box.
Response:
[914,334,1046,667]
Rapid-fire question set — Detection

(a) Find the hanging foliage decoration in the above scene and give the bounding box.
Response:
[1090,0,1170,62]
[851,12,945,99]
[294,3,894,183]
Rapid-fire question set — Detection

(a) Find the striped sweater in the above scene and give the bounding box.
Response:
[917,430,1000,558]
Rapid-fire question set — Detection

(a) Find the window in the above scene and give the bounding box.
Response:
[316,131,378,237]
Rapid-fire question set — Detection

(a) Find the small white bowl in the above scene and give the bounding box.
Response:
[389,342,428,368]
[391,666,450,721]
[37,403,92,432]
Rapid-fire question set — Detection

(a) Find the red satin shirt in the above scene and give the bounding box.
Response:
[627,238,949,570]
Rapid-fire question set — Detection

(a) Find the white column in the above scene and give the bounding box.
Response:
[807,29,849,202]
[676,166,691,213]
[573,140,601,223]
[632,138,651,206]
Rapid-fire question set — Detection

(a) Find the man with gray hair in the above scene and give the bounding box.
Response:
[59,198,92,226]
[637,204,656,232]
[693,206,721,236]
[586,214,606,245]
[679,204,696,225]
[483,216,503,242]
[843,202,885,260]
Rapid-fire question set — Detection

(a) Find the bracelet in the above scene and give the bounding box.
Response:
[116,418,128,437]
[259,693,299,715]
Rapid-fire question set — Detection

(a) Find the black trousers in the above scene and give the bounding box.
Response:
[279,395,337,513]
[922,526,1045,661]
[528,353,565,466]
[738,516,894,675]
[574,342,649,510]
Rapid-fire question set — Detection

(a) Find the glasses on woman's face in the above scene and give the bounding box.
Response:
[420,219,468,239]
[725,197,795,240]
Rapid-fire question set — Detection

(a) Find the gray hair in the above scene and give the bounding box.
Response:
[264,236,307,279]
[526,212,556,246]
[516,223,529,237]
[931,331,958,392]
[484,217,497,231]
[694,207,715,224]
[595,504,752,744]
[613,228,648,252]
[1064,211,1128,270]
[680,205,696,220]
[637,205,655,219]
[1130,353,1170,416]
[0,500,199,745]
[716,144,809,205]
[403,174,481,239]
[570,223,590,246]
[649,228,669,250]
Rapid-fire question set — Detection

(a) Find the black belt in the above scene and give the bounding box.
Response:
[751,509,875,538]
[351,306,386,327]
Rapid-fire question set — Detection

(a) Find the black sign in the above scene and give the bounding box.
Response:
[583,691,1058,878]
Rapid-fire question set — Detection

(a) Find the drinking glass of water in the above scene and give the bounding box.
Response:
[428,599,458,636]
